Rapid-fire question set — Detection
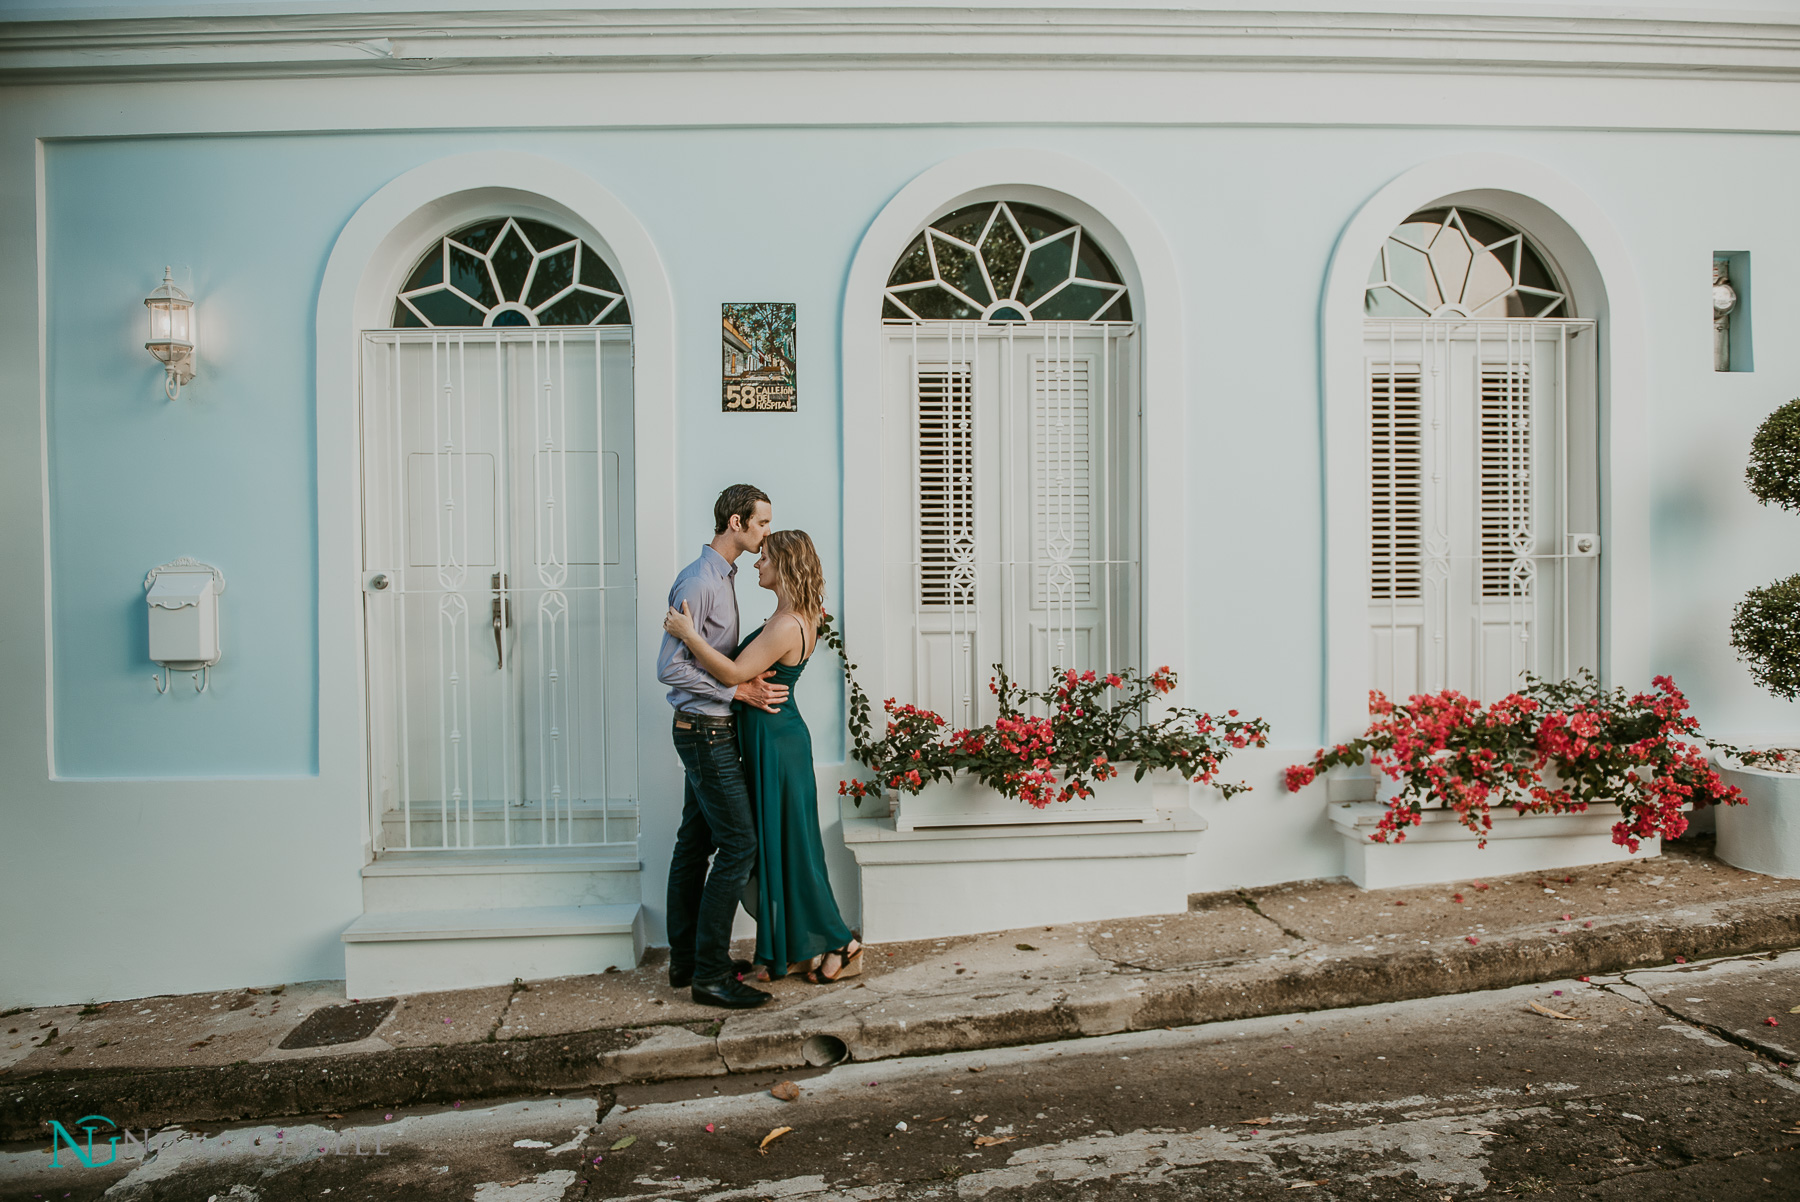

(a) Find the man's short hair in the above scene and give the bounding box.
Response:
[714,483,771,535]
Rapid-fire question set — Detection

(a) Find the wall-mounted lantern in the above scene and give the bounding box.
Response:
[144,267,197,399]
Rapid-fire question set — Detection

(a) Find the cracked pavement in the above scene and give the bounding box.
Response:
[568,951,1800,1201]
[13,951,1793,1200]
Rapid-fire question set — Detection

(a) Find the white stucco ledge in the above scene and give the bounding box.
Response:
[843,810,1207,943]
[1330,802,1661,890]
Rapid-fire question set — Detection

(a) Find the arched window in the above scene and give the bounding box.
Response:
[1362,206,1597,704]
[1365,207,1567,319]
[884,202,1131,323]
[877,201,1140,729]
[394,218,630,328]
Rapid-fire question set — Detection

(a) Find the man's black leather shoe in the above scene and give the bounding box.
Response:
[670,959,752,990]
[690,976,771,1009]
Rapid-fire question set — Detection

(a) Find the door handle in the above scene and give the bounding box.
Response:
[491,572,512,668]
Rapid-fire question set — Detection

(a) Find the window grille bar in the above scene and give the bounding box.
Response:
[909,321,923,718]
[429,334,449,846]
[391,338,412,850]
[962,322,975,726]
[1002,322,1017,690]
[494,331,512,847]
[1557,320,1570,682]
[1100,323,1112,704]
[595,329,612,846]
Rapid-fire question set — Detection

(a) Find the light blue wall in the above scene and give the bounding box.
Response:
[43,124,1800,779]
[20,118,1800,1006]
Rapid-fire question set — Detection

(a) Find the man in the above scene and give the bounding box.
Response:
[657,484,786,1009]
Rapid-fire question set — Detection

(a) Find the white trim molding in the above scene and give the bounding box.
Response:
[1319,152,1650,741]
[7,7,1800,83]
[313,152,679,887]
[841,147,1186,750]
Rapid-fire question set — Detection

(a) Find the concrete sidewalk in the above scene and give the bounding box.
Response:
[5,837,1798,1141]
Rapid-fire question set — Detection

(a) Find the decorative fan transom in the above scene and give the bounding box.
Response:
[884,201,1131,323]
[1366,207,1567,319]
[395,217,630,328]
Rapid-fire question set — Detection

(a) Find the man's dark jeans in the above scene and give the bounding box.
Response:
[667,716,757,984]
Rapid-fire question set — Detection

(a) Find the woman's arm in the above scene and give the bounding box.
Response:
[663,602,799,686]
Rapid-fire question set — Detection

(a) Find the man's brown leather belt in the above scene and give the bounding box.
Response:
[673,710,734,730]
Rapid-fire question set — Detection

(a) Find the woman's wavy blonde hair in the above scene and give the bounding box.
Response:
[762,529,826,620]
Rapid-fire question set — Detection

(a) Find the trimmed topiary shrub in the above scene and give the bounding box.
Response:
[1732,574,1800,700]
[1731,398,1800,697]
[1746,398,1800,512]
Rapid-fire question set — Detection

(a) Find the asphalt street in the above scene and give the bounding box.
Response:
[5,951,1798,1201]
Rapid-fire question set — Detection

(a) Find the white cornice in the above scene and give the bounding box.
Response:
[5,7,1800,83]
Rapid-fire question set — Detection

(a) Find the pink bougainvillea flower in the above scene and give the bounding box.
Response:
[1466,936,1480,945]
[1583,921,1595,928]
[1674,955,1687,964]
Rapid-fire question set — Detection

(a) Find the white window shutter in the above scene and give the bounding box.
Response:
[1033,354,1093,608]
[1480,366,1532,599]
[1369,370,1423,601]
[916,365,975,608]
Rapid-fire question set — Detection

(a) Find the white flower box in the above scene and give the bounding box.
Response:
[1713,750,1800,879]
[846,773,1203,942]
[1330,800,1664,890]
[892,771,1167,831]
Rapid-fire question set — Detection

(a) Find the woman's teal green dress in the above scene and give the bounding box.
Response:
[734,616,856,977]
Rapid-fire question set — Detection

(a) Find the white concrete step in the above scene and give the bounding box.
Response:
[361,848,641,911]
[342,903,643,998]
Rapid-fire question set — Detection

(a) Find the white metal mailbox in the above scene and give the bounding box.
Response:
[145,557,226,691]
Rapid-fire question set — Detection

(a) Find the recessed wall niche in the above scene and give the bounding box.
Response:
[1714,252,1753,373]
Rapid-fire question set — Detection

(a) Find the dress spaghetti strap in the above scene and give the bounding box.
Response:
[789,612,814,662]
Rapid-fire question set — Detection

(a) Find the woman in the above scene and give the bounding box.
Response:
[663,529,863,983]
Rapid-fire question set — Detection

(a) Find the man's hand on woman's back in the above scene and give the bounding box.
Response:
[736,671,789,713]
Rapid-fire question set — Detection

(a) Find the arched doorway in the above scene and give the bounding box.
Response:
[361,216,639,852]
[878,199,1141,729]
[1361,205,1599,702]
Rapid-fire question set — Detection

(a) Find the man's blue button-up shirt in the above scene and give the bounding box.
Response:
[657,545,740,716]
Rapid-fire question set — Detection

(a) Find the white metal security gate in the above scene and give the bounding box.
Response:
[361,329,638,851]
[881,321,1142,730]
[1365,318,1600,703]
